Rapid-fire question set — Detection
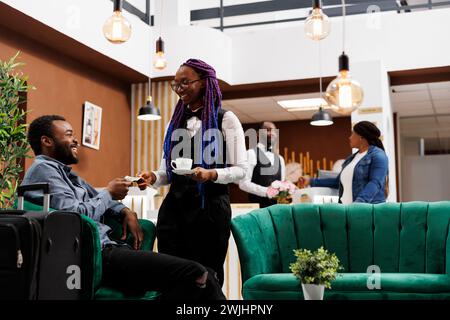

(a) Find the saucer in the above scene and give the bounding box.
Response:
[173,169,194,175]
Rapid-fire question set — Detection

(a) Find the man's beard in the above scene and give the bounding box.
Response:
[266,137,277,152]
[54,141,78,165]
[266,139,272,151]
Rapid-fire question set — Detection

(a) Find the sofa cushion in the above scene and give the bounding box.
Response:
[243,273,450,300]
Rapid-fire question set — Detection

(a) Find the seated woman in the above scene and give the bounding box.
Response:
[300,121,389,204]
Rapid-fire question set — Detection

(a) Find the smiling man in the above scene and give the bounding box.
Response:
[23,115,135,249]
[21,115,225,300]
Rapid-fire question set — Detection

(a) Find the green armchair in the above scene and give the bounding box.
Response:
[231,202,450,300]
[19,200,159,300]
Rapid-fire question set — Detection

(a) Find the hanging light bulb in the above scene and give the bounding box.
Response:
[103,0,132,44]
[325,0,364,115]
[305,0,331,40]
[325,53,364,115]
[153,37,167,70]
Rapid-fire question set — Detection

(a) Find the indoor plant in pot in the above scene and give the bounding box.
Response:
[290,246,342,300]
[0,52,32,209]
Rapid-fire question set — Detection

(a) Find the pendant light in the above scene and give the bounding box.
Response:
[311,107,333,126]
[103,0,132,44]
[138,78,161,121]
[153,0,167,70]
[305,0,331,41]
[325,0,363,115]
[153,37,167,70]
[311,41,333,126]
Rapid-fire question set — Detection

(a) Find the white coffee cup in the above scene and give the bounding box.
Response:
[171,158,193,170]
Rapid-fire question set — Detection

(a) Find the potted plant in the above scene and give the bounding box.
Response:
[289,246,342,300]
[267,180,297,204]
[0,52,33,209]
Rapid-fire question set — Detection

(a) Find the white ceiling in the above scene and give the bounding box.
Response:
[391,81,450,118]
[391,81,450,152]
[222,92,348,124]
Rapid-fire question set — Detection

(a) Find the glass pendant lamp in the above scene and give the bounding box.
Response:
[325,0,363,114]
[103,0,132,44]
[305,0,331,41]
[325,53,363,115]
[153,37,167,70]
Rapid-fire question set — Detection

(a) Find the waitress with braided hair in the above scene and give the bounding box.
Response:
[300,121,389,204]
[138,59,247,286]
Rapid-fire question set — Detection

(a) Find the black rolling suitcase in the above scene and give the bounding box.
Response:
[0,183,83,300]
[0,202,42,299]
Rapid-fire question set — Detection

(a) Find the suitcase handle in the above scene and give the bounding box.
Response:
[17,183,50,212]
[17,183,50,196]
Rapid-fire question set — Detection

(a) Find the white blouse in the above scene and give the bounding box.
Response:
[340,151,367,204]
[152,110,248,187]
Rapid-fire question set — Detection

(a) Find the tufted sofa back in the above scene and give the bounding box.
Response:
[231,202,450,282]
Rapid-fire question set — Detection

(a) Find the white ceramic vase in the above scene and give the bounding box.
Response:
[301,283,325,300]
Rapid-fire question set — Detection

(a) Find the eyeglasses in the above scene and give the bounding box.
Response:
[170,78,202,92]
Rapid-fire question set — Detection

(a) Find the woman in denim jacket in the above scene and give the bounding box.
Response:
[300,121,388,204]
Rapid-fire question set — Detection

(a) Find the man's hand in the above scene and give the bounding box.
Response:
[120,208,144,250]
[189,167,218,183]
[137,171,156,190]
[107,178,131,200]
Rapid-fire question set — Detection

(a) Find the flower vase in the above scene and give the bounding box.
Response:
[301,283,325,300]
[277,196,292,204]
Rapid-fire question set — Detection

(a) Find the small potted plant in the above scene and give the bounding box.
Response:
[289,247,342,300]
[267,180,297,204]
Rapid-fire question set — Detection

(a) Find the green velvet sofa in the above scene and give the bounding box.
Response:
[231,202,450,300]
[18,200,159,300]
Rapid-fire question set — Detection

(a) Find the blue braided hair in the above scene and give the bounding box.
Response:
[163,59,223,204]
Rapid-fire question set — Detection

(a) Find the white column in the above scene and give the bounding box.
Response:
[350,60,397,202]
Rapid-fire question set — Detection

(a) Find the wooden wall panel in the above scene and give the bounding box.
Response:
[131,81,176,201]
[0,25,131,187]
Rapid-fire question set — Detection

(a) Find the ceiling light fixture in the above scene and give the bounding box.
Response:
[153,37,167,70]
[310,107,334,126]
[311,40,333,126]
[153,0,167,70]
[278,98,329,111]
[325,0,363,115]
[103,0,132,44]
[138,70,161,121]
[305,0,331,41]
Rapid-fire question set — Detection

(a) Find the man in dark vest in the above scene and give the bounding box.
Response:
[239,121,286,208]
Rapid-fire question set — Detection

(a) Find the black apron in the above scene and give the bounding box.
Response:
[157,108,230,286]
[248,146,282,208]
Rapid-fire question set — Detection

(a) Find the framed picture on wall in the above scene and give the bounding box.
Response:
[82,101,102,150]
